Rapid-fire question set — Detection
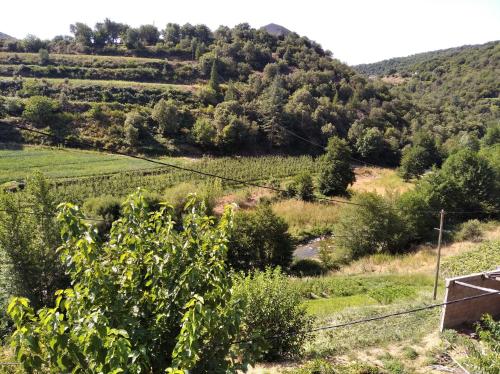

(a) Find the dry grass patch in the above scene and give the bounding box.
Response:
[339,223,500,276]
[351,166,412,196]
[272,199,340,240]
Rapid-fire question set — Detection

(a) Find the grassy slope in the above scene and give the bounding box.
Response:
[0,76,195,91]
[0,52,167,65]
[281,226,500,372]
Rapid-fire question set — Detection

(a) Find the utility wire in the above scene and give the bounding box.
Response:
[1,290,498,366]
[3,123,498,216]
[4,123,371,208]
[228,290,500,346]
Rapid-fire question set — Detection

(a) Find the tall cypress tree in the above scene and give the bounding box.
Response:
[260,75,287,146]
[224,80,237,101]
[209,59,220,93]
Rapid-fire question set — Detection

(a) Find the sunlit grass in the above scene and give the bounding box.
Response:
[272,199,340,240]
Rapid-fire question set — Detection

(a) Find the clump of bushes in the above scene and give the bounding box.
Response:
[290,259,326,277]
[233,268,314,361]
[318,238,353,270]
[333,192,408,259]
[454,219,484,242]
[228,203,293,271]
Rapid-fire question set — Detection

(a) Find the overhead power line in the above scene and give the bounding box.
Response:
[3,122,498,216]
[228,290,500,346]
[4,123,371,208]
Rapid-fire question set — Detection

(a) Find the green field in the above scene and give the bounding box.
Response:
[0,145,183,182]
[0,146,319,199]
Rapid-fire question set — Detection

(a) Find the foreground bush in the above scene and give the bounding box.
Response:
[233,268,313,361]
[444,314,500,373]
[8,191,250,373]
[0,173,68,310]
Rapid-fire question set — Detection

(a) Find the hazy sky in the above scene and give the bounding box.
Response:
[1,0,499,64]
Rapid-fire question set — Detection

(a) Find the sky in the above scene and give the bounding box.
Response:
[1,0,499,65]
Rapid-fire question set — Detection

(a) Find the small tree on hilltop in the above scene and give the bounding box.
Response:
[318,136,355,196]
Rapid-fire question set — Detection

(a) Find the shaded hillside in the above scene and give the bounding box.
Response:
[0,32,15,40]
[353,41,498,76]
[387,41,499,151]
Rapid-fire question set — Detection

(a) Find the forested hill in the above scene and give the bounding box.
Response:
[0,20,414,165]
[379,41,499,150]
[353,41,499,76]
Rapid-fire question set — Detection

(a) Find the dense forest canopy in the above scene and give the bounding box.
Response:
[353,41,499,76]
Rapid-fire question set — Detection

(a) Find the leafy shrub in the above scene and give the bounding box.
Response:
[399,146,432,180]
[318,238,354,270]
[8,191,249,372]
[163,179,222,216]
[83,195,123,236]
[0,173,69,310]
[290,259,326,277]
[228,203,294,271]
[83,195,122,220]
[445,314,500,373]
[455,219,484,242]
[333,192,408,258]
[234,268,313,361]
[152,98,179,135]
[22,95,59,128]
[290,172,315,201]
[3,97,25,116]
[318,137,355,196]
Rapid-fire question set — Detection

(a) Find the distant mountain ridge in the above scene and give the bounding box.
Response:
[0,32,15,40]
[353,41,499,76]
[261,23,291,37]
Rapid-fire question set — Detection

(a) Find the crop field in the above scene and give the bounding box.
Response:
[0,145,320,200]
[0,145,182,182]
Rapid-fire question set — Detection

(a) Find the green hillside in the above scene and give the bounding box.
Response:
[353,41,498,76]
[389,41,499,148]
[0,21,411,165]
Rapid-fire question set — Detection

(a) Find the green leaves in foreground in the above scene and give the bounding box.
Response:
[8,190,249,373]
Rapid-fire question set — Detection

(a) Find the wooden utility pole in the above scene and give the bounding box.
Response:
[433,209,445,300]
